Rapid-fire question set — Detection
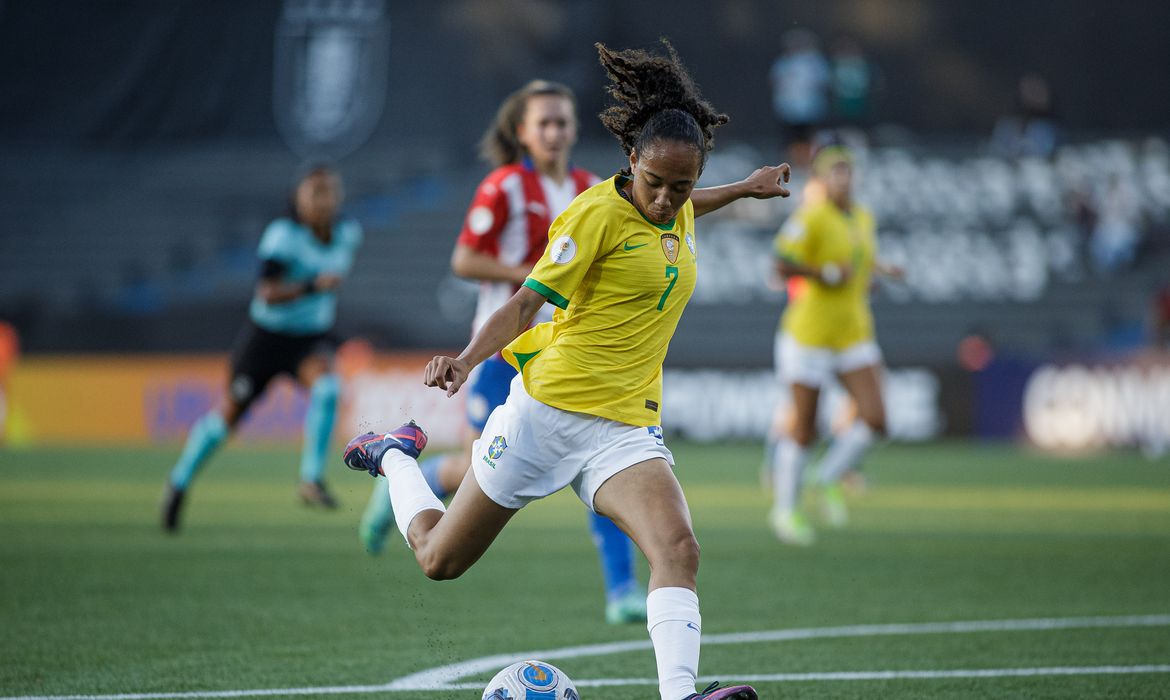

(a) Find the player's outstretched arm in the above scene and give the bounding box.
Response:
[776,256,853,288]
[691,163,792,217]
[424,286,545,397]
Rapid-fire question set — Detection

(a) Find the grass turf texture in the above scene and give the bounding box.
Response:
[1,441,1168,699]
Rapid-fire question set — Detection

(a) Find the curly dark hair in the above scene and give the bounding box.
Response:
[596,39,729,173]
[479,79,577,167]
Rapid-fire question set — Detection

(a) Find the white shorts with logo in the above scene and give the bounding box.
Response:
[471,375,674,511]
[776,333,883,388]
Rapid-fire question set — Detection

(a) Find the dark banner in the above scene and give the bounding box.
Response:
[3,0,1170,149]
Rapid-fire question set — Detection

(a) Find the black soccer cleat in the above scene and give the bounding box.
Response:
[161,483,186,533]
[298,480,339,509]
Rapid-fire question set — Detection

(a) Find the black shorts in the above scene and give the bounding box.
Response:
[227,322,336,408]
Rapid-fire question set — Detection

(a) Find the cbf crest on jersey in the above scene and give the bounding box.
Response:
[660,233,680,263]
[274,0,389,160]
[487,436,508,461]
[482,435,508,469]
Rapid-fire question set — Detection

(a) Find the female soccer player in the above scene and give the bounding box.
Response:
[162,165,360,532]
[358,79,650,625]
[345,41,790,700]
[768,137,900,545]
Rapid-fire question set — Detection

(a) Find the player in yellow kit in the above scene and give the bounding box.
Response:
[343,41,791,700]
[769,137,901,545]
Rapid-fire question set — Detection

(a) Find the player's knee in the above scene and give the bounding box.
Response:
[790,423,817,446]
[656,530,700,575]
[417,548,469,581]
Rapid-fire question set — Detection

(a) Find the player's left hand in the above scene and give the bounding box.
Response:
[743,163,792,199]
[424,355,471,397]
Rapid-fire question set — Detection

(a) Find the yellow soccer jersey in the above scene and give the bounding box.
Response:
[502,174,697,426]
[774,199,877,350]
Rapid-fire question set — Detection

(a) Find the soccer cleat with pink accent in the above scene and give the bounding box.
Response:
[343,420,428,476]
[683,682,758,700]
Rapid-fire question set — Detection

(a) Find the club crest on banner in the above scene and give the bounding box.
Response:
[274,0,389,160]
[660,233,680,263]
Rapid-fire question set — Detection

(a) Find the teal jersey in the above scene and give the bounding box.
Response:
[248,217,363,335]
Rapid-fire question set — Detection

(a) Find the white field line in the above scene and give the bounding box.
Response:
[386,613,1170,690]
[5,614,1169,700]
[440,665,1170,690]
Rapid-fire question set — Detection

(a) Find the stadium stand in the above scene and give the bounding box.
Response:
[2,139,1168,366]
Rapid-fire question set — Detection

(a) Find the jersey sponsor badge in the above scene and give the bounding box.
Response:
[684,232,696,257]
[467,206,494,235]
[550,235,577,264]
[660,233,680,264]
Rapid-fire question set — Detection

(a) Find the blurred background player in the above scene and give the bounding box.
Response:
[343,39,790,700]
[769,137,901,545]
[161,165,360,532]
[357,79,649,625]
[769,28,831,167]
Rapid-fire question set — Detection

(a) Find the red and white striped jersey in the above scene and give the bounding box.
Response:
[456,160,598,334]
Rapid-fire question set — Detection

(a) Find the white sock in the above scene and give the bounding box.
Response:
[772,438,808,513]
[817,421,875,485]
[646,587,701,700]
[380,450,445,547]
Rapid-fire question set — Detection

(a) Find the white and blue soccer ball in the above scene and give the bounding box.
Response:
[481,660,579,700]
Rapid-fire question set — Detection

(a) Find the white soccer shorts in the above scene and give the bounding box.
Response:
[776,333,883,388]
[471,374,674,510]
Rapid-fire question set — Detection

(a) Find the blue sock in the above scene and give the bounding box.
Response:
[169,412,228,490]
[418,454,450,500]
[299,374,340,483]
[588,511,637,601]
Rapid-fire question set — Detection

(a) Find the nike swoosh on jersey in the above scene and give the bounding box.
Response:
[623,241,648,251]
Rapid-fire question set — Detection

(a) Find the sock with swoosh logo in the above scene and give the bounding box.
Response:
[647,586,702,700]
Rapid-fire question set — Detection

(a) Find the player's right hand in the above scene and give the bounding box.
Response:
[424,355,470,397]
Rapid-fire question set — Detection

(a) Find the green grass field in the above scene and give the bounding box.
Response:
[2,441,1169,699]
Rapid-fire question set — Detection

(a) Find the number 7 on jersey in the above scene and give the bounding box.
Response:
[657,265,679,311]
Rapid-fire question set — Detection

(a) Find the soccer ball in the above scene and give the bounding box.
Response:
[481,659,579,700]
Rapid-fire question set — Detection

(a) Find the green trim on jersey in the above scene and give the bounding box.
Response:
[511,349,542,373]
[524,278,569,309]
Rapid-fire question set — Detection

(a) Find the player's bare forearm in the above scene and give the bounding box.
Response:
[777,258,850,287]
[451,244,530,285]
[691,181,752,217]
[256,279,311,304]
[426,286,544,396]
[691,163,792,217]
[456,286,545,367]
